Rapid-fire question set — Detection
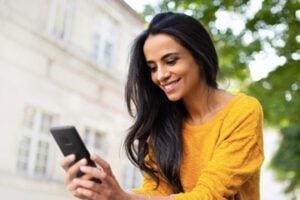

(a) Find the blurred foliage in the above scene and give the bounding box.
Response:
[142,0,255,84]
[270,125,300,197]
[140,0,300,196]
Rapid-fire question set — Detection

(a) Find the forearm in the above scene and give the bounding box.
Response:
[127,191,174,200]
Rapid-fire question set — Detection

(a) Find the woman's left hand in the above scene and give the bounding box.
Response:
[72,155,130,200]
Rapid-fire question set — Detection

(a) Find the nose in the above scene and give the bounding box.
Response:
[156,66,170,83]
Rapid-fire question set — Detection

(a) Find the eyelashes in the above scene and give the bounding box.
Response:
[149,66,157,72]
[148,57,179,73]
[166,57,178,65]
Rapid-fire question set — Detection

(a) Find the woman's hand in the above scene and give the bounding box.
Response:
[60,155,176,200]
[61,154,130,200]
[60,154,95,199]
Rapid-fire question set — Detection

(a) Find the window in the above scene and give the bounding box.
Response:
[34,141,50,175]
[83,127,106,155]
[122,164,142,189]
[23,106,36,129]
[94,33,102,63]
[47,0,73,40]
[104,41,113,67]
[16,106,56,178]
[16,136,31,172]
[93,14,119,68]
[40,112,54,134]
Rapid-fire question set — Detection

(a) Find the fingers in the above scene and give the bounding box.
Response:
[72,179,101,200]
[70,156,127,200]
[60,155,106,199]
[80,165,107,181]
[65,158,87,184]
[60,154,75,171]
[76,186,102,200]
[91,155,113,175]
[73,178,101,192]
[66,163,96,199]
[71,173,104,200]
[67,173,94,192]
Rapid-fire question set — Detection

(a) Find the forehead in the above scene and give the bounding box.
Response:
[143,33,184,59]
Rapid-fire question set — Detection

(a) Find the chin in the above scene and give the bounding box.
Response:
[166,94,181,102]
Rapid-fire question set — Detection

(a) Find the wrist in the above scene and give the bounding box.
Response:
[125,191,151,200]
[125,190,135,200]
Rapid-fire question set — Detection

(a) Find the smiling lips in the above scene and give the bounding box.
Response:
[162,79,180,93]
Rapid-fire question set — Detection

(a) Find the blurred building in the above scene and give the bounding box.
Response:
[0,0,143,199]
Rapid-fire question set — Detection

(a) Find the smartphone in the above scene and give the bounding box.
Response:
[50,125,101,183]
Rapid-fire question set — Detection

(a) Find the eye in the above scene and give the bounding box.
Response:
[150,67,157,72]
[166,57,178,66]
[148,65,157,73]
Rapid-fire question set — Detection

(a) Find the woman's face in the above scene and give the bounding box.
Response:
[143,33,204,102]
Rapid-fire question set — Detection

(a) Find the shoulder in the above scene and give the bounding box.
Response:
[238,93,261,106]
[216,91,262,115]
[221,93,263,133]
[229,93,262,116]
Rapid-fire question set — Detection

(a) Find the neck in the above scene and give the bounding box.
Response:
[183,87,220,125]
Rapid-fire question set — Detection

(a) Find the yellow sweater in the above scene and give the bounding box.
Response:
[133,94,264,200]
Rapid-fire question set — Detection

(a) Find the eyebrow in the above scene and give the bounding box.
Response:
[146,52,180,65]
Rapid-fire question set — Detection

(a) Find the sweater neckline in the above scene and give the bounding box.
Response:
[183,93,245,131]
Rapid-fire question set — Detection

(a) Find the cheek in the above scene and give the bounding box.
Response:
[151,73,158,85]
[188,67,202,86]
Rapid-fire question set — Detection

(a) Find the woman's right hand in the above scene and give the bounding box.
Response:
[60,154,93,198]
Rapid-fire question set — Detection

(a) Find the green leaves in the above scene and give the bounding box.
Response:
[271,125,300,195]
[248,62,300,127]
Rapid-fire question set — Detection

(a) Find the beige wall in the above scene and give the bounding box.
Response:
[0,0,143,199]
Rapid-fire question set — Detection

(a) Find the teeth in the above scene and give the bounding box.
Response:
[164,81,178,91]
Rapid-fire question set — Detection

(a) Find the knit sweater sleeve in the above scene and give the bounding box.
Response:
[131,173,173,196]
[131,148,174,196]
[173,97,264,200]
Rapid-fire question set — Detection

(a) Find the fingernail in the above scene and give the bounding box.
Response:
[80,159,86,164]
[80,166,86,172]
[73,178,78,183]
[68,154,75,160]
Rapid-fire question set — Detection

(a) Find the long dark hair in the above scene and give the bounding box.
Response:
[124,12,219,193]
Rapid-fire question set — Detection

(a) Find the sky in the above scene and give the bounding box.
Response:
[124,0,281,81]
[124,0,159,12]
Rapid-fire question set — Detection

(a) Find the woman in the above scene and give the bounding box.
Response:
[60,12,264,200]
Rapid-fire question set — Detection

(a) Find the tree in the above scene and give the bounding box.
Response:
[270,125,300,198]
[245,1,300,196]
[141,0,300,197]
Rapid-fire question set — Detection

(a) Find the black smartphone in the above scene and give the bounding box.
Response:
[50,125,101,183]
